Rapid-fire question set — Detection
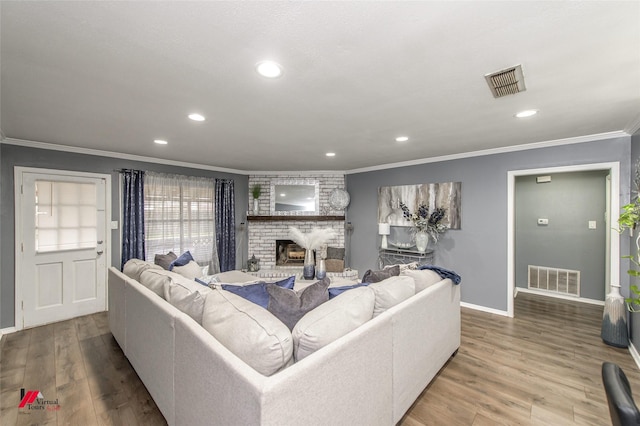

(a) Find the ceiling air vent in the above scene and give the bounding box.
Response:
[485,64,526,98]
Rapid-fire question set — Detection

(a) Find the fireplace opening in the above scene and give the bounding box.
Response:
[275,239,308,266]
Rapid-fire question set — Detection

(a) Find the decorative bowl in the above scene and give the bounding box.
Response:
[389,241,414,249]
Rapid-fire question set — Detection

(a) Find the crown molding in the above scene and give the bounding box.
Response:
[1,130,631,176]
[345,130,629,174]
[625,113,640,136]
[248,170,347,176]
[0,137,248,175]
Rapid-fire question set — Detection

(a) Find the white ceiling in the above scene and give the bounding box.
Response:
[1,1,639,172]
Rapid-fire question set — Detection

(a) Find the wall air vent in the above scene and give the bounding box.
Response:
[528,265,580,297]
[485,64,526,98]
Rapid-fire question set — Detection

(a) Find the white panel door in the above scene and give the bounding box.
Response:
[18,171,107,328]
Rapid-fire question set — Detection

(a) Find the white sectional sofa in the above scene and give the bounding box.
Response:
[108,262,460,426]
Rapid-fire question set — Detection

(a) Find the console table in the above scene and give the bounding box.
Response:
[378,247,434,269]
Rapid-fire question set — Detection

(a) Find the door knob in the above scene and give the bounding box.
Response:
[97,250,104,255]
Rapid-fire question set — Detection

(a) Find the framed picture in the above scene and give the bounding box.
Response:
[377,182,461,229]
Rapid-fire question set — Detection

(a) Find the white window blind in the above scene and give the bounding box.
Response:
[144,172,219,274]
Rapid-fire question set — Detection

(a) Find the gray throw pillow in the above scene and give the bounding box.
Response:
[362,265,400,283]
[155,252,177,270]
[266,278,330,330]
[326,247,345,260]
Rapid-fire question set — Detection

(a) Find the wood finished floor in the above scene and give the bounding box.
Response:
[0,292,637,425]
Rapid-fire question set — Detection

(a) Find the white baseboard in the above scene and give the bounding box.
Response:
[460,302,510,317]
[0,326,17,339]
[516,287,605,306]
[629,340,640,370]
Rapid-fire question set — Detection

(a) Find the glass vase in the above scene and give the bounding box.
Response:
[414,231,429,253]
[303,249,315,280]
[252,198,259,215]
[316,258,327,280]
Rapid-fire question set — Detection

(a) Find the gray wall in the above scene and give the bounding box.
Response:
[346,136,631,312]
[0,144,248,328]
[514,171,608,301]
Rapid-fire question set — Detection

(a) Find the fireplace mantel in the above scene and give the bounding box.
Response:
[247,215,345,222]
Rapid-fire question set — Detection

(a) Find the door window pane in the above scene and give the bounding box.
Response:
[35,180,97,252]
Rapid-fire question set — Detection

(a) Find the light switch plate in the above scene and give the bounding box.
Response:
[588,220,596,229]
[111,220,119,230]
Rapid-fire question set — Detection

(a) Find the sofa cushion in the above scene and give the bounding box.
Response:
[169,287,208,324]
[169,251,194,271]
[165,274,212,324]
[221,276,295,308]
[138,268,177,298]
[368,275,415,317]
[401,269,443,293]
[202,289,293,376]
[123,259,162,282]
[172,260,204,280]
[266,277,330,330]
[154,251,177,270]
[211,270,261,284]
[361,265,400,283]
[292,286,375,362]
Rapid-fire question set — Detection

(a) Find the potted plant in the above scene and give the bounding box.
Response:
[398,202,447,253]
[602,162,640,347]
[251,184,262,215]
[621,198,640,311]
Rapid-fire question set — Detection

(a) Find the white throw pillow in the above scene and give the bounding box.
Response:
[401,269,443,293]
[172,260,204,280]
[167,278,211,324]
[138,268,176,298]
[202,289,293,376]
[292,286,375,362]
[368,275,415,317]
[123,259,162,282]
[211,270,261,284]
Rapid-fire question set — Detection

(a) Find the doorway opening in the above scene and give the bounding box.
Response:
[507,162,620,317]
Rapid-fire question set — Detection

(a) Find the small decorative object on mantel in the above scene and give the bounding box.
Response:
[251,184,262,215]
[247,254,261,272]
[289,226,336,280]
[399,202,447,253]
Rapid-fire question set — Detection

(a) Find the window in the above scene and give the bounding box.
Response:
[144,172,219,274]
[35,180,97,252]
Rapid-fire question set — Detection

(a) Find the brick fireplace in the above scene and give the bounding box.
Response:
[246,173,347,270]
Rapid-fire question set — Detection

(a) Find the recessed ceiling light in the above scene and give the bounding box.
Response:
[154,139,168,145]
[395,136,409,142]
[515,109,538,118]
[256,61,283,78]
[188,113,205,121]
[326,152,336,157]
